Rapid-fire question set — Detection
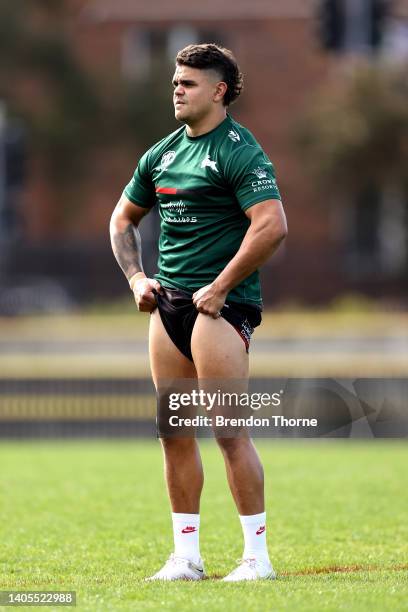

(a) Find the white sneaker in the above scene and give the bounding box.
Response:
[222,558,276,582]
[146,554,205,581]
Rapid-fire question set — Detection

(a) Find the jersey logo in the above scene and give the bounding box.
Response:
[251,166,269,179]
[201,154,219,173]
[160,150,177,171]
[228,129,240,142]
[161,200,187,214]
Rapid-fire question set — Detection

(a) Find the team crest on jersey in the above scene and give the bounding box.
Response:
[160,150,177,171]
[201,154,219,173]
[228,129,240,142]
[251,166,269,179]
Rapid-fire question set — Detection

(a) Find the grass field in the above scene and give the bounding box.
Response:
[0,440,407,611]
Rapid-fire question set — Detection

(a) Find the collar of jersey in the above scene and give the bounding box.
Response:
[184,114,231,141]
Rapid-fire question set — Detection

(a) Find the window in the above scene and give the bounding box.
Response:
[121,28,151,80]
[122,26,226,82]
[343,185,407,278]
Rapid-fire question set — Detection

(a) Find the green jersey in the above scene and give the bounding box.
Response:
[124,114,281,305]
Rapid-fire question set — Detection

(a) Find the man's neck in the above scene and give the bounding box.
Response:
[186,110,227,138]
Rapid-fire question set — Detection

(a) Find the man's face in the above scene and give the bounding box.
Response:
[172,64,223,125]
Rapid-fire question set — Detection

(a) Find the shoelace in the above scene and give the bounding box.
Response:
[154,555,190,576]
[228,558,258,575]
[236,558,257,567]
[166,554,191,566]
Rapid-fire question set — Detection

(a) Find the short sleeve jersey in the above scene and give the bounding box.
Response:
[124,114,281,305]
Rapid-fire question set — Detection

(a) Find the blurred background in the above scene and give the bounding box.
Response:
[0,0,407,436]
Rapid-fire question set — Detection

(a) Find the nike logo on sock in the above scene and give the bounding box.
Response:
[256,525,266,535]
[181,526,197,534]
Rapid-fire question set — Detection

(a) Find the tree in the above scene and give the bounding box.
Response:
[0,0,103,184]
[294,62,408,195]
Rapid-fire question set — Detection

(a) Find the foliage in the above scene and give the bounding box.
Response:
[0,2,178,188]
[294,62,408,195]
[0,0,102,183]
[123,66,178,148]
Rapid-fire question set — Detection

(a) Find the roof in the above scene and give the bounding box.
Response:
[81,0,316,22]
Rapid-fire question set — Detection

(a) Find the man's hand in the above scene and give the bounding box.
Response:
[130,274,162,312]
[192,282,227,319]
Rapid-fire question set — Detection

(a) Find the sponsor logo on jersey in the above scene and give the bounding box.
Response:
[160,150,177,171]
[161,200,187,214]
[228,129,240,142]
[250,167,278,193]
[166,216,197,223]
[251,166,268,179]
[161,199,197,223]
[200,154,219,173]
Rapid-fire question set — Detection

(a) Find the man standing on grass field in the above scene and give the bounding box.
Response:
[110,43,287,581]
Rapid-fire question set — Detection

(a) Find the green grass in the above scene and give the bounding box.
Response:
[0,441,407,611]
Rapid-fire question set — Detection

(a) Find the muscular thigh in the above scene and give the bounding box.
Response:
[191,313,248,379]
[149,309,197,386]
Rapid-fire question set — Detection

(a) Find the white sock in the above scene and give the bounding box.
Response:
[172,513,201,564]
[239,512,269,562]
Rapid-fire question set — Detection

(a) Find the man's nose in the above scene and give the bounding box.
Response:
[174,84,184,96]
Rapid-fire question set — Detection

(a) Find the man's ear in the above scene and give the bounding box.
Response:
[214,81,227,103]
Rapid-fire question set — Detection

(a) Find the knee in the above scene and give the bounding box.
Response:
[216,436,248,457]
[161,437,197,455]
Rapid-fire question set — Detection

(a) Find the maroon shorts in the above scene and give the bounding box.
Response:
[155,286,262,362]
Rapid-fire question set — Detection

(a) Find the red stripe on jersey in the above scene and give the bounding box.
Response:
[156,187,177,194]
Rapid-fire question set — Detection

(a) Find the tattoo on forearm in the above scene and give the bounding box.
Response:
[111,223,144,280]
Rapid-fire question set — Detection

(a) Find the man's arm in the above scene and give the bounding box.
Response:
[192,199,287,317]
[110,194,161,312]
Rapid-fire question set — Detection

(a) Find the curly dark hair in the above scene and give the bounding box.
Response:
[175,43,244,106]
